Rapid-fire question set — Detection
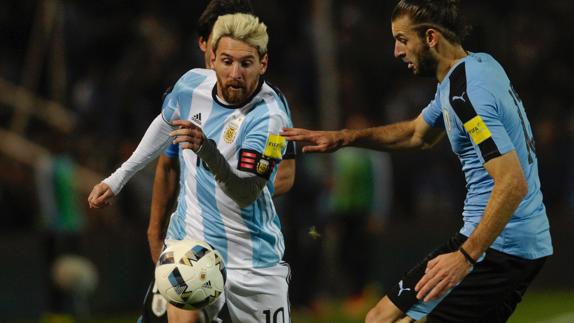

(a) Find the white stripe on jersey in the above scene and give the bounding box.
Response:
[164,68,290,269]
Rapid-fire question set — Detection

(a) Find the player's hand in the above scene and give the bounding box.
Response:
[414,251,473,302]
[88,182,114,208]
[281,128,345,153]
[170,120,205,152]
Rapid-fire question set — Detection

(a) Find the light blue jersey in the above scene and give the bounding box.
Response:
[161,68,292,269]
[422,52,552,259]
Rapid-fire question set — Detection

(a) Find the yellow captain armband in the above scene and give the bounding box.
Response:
[263,134,286,159]
[464,115,492,144]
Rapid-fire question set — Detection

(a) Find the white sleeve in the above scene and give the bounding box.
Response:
[103,115,174,194]
[196,139,267,208]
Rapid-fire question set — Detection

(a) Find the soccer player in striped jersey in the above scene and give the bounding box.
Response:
[282,0,552,322]
[150,0,296,271]
[89,13,292,323]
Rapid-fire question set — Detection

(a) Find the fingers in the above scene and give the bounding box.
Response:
[170,127,204,151]
[422,277,452,302]
[88,183,114,208]
[302,145,328,153]
[280,128,312,141]
[171,119,200,128]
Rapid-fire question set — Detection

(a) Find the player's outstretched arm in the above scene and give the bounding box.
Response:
[102,115,174,195]
[281,113,445,153]
[88,182,114,208]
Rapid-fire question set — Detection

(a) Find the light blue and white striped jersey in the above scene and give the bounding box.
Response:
[161,68,292,269]
[422,52,552,259]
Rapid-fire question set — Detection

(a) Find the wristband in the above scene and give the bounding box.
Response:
[459,246,477,266]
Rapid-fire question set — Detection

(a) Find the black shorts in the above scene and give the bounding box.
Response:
[386,233,547,323]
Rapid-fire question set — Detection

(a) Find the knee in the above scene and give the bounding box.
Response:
[365,297,409,323]
[365,306,383,323]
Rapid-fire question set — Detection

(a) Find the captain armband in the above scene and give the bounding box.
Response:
[237,149,276,180]
[283,141,297,160]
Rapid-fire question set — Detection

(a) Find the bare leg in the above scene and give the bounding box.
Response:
[365,296,415,323]
[167,304,203,323]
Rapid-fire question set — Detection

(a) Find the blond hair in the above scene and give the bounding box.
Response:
[211,13,268,57]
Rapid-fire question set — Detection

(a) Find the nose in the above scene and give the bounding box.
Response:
[394,41,404,59]
[230,62,242,79]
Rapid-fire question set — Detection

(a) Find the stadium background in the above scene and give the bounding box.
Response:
[1,0,573,322]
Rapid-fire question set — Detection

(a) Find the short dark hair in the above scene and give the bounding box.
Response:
[197,0,254,41]
[391,0,471,44]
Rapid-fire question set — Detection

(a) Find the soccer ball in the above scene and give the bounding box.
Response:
[155,240,226,310]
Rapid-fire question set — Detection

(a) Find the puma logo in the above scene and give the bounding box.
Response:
[398,280,412,296]
[452,91,466,103]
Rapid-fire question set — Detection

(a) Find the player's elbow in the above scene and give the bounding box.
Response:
[501,171,528,201]
[513,175,529,200]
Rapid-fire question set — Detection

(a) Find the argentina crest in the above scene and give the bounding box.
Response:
[223,114,245,144]
[224,124,238,144]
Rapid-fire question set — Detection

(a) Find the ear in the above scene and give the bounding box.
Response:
[425,28,440,48]
[198,37,207,53]
[259,54,268,75]
[209,47,217,69]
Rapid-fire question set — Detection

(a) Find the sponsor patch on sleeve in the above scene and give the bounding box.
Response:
[237,149,276,179]
[464,115,492,145]
[263,134,286,160]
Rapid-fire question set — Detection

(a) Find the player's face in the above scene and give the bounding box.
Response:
[212,37,268,105]
[392,15,437,77]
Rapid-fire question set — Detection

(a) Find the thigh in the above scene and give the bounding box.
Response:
[386,234,466,321]
[428,250,547,323]
[226,263,291,323]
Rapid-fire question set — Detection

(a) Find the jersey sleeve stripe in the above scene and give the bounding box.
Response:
[449,63,501,162]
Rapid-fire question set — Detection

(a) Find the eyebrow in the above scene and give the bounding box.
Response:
[220,52,256,60]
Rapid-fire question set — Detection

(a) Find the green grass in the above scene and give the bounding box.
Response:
[508,290,574,323]
[30,290,574,323]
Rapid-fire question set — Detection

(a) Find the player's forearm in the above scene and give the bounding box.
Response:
[197,139,266,208]
[272,160,295,197]
[461,176,528,261]
[103,115,173,194]
[148,156,179,241]
[342,120,420,151]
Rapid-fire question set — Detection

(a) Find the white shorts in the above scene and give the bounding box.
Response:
[204,262,291,323]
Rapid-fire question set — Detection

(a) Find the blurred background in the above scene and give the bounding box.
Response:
[1,0,573,322]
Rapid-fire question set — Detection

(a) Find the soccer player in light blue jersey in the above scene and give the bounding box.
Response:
[282,0,552,322]
[149,0,296,271]
[89,13,292,323]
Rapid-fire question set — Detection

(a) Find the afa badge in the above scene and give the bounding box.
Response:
[223,114,245,144]
[224,125,237,144]
[256,159,270,175]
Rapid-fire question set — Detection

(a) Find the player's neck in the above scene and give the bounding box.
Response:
[436,44,468,82]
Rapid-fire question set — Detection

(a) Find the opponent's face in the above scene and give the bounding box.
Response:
[392,15,438,77]
[198,34,214,68]
[212,36,268,105]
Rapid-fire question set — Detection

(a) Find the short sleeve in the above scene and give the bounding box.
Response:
[237,112,288,179]
[466,85,515,163]
[422,91,444,128]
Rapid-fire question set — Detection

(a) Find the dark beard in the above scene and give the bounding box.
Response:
[416,44,438,77]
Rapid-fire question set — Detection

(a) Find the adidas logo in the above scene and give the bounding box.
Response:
[202,281,212,289]
[191,113,202,126]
